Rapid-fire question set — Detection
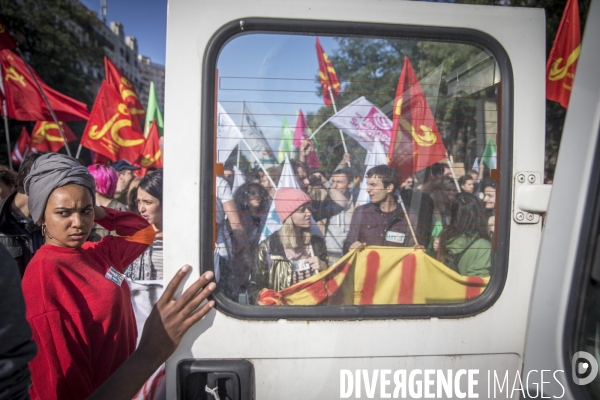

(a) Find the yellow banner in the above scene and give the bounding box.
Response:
[259,247,489,306]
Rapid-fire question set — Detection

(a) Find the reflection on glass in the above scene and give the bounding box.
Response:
[214,33,500,306]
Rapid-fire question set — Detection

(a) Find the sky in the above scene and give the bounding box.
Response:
[81,0,168,65]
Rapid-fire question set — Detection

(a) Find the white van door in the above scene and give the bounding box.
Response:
[523,1,600,399]
[164,1,546,398]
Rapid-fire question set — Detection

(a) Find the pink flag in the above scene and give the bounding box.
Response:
[293,109,307,148]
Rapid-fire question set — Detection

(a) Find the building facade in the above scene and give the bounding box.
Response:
[137,55,165,113]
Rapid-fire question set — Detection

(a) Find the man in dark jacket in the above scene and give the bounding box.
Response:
[0,243,37,400]
[343,165,414,254]
[0,153,44,276]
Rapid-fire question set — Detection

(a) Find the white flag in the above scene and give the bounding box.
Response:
[328,96,392,153]
[240,102,277,167]
[217,103,243,164]
[232,165,246,192]
[356,139,388,207]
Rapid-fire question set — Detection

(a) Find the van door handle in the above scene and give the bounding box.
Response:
[205,371,240,400]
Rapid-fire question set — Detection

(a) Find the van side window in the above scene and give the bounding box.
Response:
[208,22,509,318]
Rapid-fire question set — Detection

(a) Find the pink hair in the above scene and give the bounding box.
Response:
[87,164,118,198]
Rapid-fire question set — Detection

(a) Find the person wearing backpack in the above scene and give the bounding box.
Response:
[437,192,492,277]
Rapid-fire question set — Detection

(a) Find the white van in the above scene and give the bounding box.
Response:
[162,0,600,398]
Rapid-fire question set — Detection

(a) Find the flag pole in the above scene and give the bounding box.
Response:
[308,118,331,140]
[75,143,83,159]
[398,194,419,247]
[446,152,461,192]
[2,100,12,171]
[15,49,72,157]
[238,102,245,169]
[240,137,275,188]
[0,65,13,170]
[327,86,350,166]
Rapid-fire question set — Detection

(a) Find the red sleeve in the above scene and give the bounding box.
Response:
[28,312,94,400]
[93,207,156,272]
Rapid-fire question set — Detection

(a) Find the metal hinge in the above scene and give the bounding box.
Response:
[513,172,552,224]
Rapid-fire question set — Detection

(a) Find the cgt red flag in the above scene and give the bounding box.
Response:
[11,127,30,164]
[388,56,446,181]
[105,57,145,127]
[0,50,90,121]
[81,81,145,163]
[0,19,17,50]
[316,37,340,106]
[30,121,77,153]
[546,0,581,108]
[137,119,163,175]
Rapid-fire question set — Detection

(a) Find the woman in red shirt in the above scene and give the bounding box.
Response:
[21,154,215,400]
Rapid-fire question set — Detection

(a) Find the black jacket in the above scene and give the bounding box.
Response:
[0,191,43,276]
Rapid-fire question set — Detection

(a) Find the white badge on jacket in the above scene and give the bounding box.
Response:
[105,266,125,286]
[385,231,405,244]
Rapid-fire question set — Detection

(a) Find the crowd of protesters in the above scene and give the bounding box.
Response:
[212,139,497,305]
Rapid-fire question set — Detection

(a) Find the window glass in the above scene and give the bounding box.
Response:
[214,33,500,307]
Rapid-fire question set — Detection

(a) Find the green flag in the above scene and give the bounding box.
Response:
[482,139,497,169]
[144,81,164,137]
[278,116,293,163]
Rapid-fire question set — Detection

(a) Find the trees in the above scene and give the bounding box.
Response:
[454,0,592,175]
[308,0,591,175]
[0,0,103,166]
[307,37,492,174]
[0,0,103,105]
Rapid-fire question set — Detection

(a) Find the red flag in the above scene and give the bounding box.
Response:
[546,0,581,108]
[137,119,163,175]
[81,81,145,163]
[0,50,89,121]
[0,19,17,50]
[388,56,446,180]
[11,127,30,164]
[316,37,340,106]
[30,121,77,153]
[104,57,145,126]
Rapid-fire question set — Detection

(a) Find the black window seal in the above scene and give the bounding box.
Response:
[563,123,600,399]
[200,17,513,320]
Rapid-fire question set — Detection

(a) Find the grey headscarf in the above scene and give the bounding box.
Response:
[24,153,96,224]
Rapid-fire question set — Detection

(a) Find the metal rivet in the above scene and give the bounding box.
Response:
[527,175,536,183]
[517,174,525,183]
[240,20,244,30]
[526,213,534,221]
[516,212,524,221]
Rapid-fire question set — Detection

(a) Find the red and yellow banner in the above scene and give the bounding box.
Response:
[0,50,89,121]
[316,37,340,106]
[258,247,488,306]
[137,119,163,174]
[546,0,581,108]
[81,80,145,163]
[388,56,447,181]
[30,121,77,153]
[105,57,145,127]
[11,127,30,164]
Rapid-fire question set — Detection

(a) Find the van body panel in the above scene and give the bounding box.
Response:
[523,0,600,398]
[164,0,545,397]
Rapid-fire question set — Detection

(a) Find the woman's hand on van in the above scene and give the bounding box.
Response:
[137,266,216,366]
[88,266,216,400]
